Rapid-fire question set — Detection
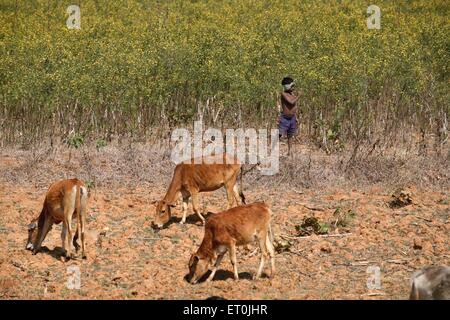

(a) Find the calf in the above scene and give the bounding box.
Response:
[153,153,246,228]
[26,178,88,261]
[409,266,450,300]
[187,202,275,284]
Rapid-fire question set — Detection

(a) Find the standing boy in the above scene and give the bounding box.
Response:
[278,76,299,156]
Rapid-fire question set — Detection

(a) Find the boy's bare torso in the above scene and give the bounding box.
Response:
[280,91,298,117]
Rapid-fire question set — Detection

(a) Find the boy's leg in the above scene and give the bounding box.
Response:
[287,136,292,156]
[287,116,297,156]
[278,115,287,139]
[278,115,288,155]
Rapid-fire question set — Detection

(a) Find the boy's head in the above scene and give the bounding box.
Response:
[281,77,294,91]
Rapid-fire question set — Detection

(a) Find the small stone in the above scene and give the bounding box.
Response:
[320,243,332,253]
[413,238,423,250]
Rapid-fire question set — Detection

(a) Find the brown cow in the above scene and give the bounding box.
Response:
[26,178,88,261]
[187,202,275,284]
[153,153,246,228]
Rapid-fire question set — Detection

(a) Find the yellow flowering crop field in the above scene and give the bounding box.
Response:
[0,0,448,147]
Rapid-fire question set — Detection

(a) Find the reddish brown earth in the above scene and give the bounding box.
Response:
[1,183,448,299]
[0,146,448,299]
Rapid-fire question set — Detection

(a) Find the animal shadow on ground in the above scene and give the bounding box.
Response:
[34,246,82,262]
[33,246,65,261]
[212,270,255,281]
[184,270,255,284]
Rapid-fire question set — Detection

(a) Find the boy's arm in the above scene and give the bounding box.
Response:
[281,92,299,105]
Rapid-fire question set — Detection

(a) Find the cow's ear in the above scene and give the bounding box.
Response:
[189,254,199,267]
[151,200,158,204]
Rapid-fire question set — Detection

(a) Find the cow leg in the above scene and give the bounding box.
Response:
[33,218,53,254]
[72,229,80,253]
[206,252,226,282]
[266,232,276,278]
[232,184,241,206]
[64,215,75,260]
[62,190,77,260]
[80,207,87,259]
[180,189,190,224]
[61,224,68,254]
[191,192,205,225]
[60,220,69,262]
[229,244,239,280]
[225,183,235,209]
[255,235,268,279]
[62,220,70,260]
[80,187,88,259]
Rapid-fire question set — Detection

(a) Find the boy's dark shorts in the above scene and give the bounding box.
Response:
[278,114,297,138]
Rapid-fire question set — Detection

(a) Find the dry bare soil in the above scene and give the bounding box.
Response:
[0,145,448,299]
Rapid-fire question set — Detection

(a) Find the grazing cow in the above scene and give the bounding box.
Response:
[187,202,275,284]
[409,266,450,300]
[153,153,246,228]
[26,178,88,261]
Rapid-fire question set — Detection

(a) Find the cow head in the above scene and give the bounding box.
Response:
[26,218,38,251]
[187,252,213,284]
[152,200,173,229]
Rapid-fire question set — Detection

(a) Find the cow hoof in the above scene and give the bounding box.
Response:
[63,254,72,262]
